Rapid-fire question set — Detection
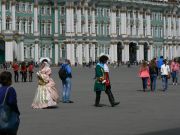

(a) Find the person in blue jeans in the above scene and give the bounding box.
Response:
[161,59,170,91]
[61,59,73,103]
[149,59,158,91]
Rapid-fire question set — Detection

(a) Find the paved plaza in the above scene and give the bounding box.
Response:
[3,66,180,135]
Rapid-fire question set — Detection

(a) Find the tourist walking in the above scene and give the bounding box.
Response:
[12,60,19,82]
[20,62,27,82]
[157,56,164,78]
[170,58,180,85]
[0,71,20,135]
[32,59,59,109]
[161,59,170,91]
[59,59,73,103]
[149,59,158,91]
[94,55,119,107]
[104,59,120,107]
[28,62,34,82]
[139,61,150,92]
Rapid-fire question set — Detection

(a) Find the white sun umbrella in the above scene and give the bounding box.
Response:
[39,57,51,64]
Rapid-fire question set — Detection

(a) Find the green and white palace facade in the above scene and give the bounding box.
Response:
[0,0,180,65]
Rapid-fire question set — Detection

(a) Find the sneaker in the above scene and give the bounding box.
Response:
[173,83,175,85]
[176,83,178,85]
[67,100,74,103]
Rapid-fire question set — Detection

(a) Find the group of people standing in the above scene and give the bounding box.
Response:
[12,60,34,82]
[139,56,180,92]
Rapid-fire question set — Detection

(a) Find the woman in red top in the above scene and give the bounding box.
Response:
[28,62,34,82]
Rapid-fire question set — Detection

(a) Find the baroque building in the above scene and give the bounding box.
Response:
[0,0,180,65]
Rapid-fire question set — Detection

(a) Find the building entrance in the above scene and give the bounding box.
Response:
[129,42,137,64]
[0,40,5,64]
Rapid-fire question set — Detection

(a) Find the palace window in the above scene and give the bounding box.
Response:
[22,20,26,34]
[88,9,91,15]
[30,47,32,58]
[47,6,51,15]
[107,24,110,35]
[28,4,32,12]
[41,6,45,14]
[16,20,20,31]
[107,9,110,17]
[116,25,119,36]
[24,47,27,59]
[22,3,26,12]
[62,23,65,35]
[101,9,103,16]
[47,23,51,35]
[16,3,20,12]
[6,3,10,11]
[95,22,98,35]
[88,22,91,34]
[41,23,45,35]
[28,21,32,34]
[74,21,77,34]
[61,6,65,15]
[101,23,104,35]
[6,19,11,30]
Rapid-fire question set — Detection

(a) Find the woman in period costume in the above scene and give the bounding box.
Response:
[32,59,59,109]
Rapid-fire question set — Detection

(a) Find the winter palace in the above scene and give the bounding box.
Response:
[0,0,180,65]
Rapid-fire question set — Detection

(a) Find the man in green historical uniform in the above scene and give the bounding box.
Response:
[94,55,120,107]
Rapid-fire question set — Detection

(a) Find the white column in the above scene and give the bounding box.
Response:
[110,44,114,62]
[163,15,167,38]
[139,10,143,37]
[54,43,58,65]
[168,15,171,38]
[125,44,129,62]
[5,41,13,62]
[132,10,136,36]
[77,44,82,65]
[2,0,6,30]
[178,16,180,38]
[12,1,16,31]
[177,45,180,57]
[85,44,89,63]
[66,44,71,61]
[164,45,167,59]
[34,42,39,62]
[173,15,176,37]
[146,12,151,37]
[148,46,151,61]
[114,44,117,62]
[110,7,116,36]
[19,40,24,61]
[127,12,130,36]
[77,7,82,35]
[91,44,95,62]
[120,8,127,37]
[54,7,58,34]
[34,3,38,34]
[84,5,88,34]
[122,47,125,62]
[92,8,96,36]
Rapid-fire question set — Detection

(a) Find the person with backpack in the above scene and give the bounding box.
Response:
[59,59,73,103]
[149,59,158,91]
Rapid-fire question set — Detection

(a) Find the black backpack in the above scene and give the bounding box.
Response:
[58,65,67,80]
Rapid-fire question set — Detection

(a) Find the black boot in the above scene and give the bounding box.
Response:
[95,91,102,107]
[106,89,120,107]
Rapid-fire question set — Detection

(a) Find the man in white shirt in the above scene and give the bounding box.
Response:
[161,59,170,91]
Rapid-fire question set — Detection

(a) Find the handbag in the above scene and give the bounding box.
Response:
[0,87,20,134]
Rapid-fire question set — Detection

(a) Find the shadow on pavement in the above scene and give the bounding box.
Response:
[139,128,180,135]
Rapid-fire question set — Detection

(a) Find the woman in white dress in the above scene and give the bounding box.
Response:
[32,60,59,109]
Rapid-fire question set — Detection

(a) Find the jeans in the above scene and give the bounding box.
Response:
[142,77,148,91]
[171,71,178,83]
[150,74,157,91]
[14,71,19,82]
[162,75,168,91]
[62,78,71,102]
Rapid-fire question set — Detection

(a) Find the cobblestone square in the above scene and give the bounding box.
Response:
[6,66,180,135]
